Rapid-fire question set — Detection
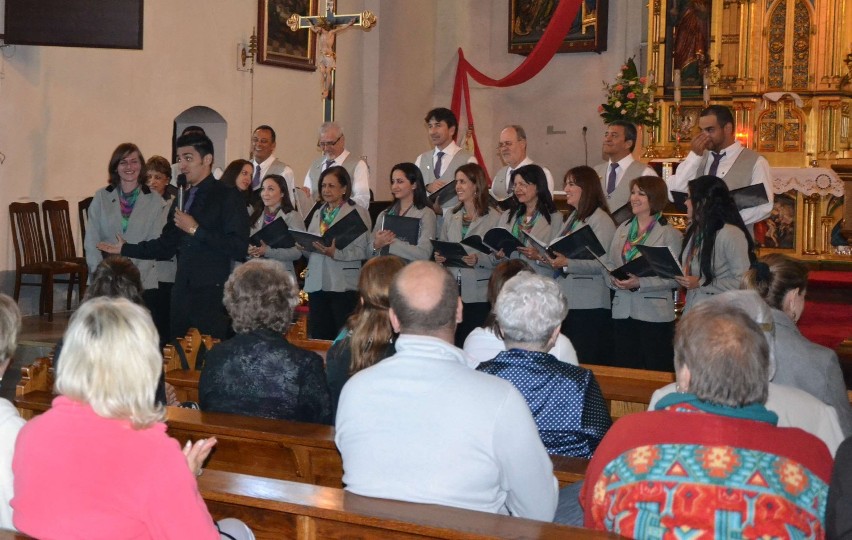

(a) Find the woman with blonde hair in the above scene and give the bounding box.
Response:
[325,255,406,415]
[12,297,254,539]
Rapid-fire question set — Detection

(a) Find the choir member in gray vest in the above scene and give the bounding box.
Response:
[491,125,555,198]
[250,124,297,203]
[414,107,476,215]
[303,122,371,210]
[666,105,773,226]
[593,120,656,217]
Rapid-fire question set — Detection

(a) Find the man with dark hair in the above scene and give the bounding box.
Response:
[667,104,773,226]
[414,107,476,214]
[250,124,296,195]
[98,133,249,340]
[336,261,557,521]
[593,120,656,215]
[491,125,555,198]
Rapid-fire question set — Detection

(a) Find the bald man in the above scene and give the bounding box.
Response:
[335,261,557,521]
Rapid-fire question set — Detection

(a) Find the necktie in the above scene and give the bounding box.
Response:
[434,151,445,179]
[252,164,261,190]
[324,159,334,171]
[506,168,514,194]
[606,163,618,195]
[184,186,198,212]
[708,151,726,177]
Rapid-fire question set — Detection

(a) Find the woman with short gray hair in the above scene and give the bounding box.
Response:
[0,294,24,531]
[199,259,332,424]
[477,272,611,458]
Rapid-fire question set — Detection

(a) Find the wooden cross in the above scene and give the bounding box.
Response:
[287,0,377,122]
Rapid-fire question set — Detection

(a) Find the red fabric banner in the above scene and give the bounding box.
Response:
[451,0,583,180]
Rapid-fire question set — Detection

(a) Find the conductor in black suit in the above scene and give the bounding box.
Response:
[99,133,250,340]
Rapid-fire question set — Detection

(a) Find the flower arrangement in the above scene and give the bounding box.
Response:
[599,57,659,128]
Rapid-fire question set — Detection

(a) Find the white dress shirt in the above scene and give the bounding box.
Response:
[303,150,371,210]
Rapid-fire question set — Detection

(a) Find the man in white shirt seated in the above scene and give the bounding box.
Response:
[593,120,657,218]
[302,122,371,210]
[335,261,558,521]
[491,125,555,198]
[665,105,773,227]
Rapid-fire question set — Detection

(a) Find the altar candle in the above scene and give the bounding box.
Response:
[703,72,710,104]
[673,69,682,103]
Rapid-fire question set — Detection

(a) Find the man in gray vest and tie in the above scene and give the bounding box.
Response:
[666,105,773,226]
[594,120,656,218]
[250,125,296,199]
[303,121,371,210]
[414,107,476,215]
[491,125,555,199]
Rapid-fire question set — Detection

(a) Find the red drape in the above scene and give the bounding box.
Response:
[451,0,583,180]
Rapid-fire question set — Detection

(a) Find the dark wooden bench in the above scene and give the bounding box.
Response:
[581,363,675,419]
[199,469,619,540]
[0,531,31,539]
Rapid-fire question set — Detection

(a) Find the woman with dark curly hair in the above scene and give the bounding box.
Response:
[199,259,332,424]
[676,175,755,310]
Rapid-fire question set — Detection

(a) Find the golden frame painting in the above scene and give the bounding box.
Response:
[258,0,318,70]
[508,0,608,55]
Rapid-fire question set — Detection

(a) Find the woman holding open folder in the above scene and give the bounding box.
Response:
[370,162,437,262]
[677,175,755,311]
[433,163,500,346]
[303,166,372,340]
[605,176,682,371]
[247,174,305,276]
[545,166,616,364]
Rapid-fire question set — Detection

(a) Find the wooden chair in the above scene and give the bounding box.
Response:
[78,196,93,249]
[41,199,88,301]
[9,202,87,321]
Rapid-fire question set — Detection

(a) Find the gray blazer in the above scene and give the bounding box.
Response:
[303,203,372,293]
[555,208,616,310]
[85,186,165,290]
[439,208,500,303]
[682,224,750,310]
[251,208,305,276]
[771,308,852,437]
[494,209,564,276]
[371,205,438,263]
[606,219,682,322]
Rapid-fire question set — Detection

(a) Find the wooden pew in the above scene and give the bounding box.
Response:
[0,530,32,539]
[199,469,618,540]
[14,357,53,420]
[581,364,675,419]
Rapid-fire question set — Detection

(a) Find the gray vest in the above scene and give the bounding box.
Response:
[594,160,648,212]
[418,148,473,187]
[695,148,759,190]
[307,152,360,188]
[491,165,513,199]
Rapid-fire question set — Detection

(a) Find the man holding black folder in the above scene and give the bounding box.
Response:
[415,108,477,215]
[666,105,773,226]
[594,120,656,221]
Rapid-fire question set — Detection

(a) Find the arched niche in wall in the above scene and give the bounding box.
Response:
[173,106,228,176]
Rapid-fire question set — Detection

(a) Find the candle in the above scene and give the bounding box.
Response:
[703,72,710,104]
[673,69,682,103]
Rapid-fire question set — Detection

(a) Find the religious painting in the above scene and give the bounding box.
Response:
[668,105,702,143]
[258,0,318,70]
[508,0,608,55]
[664,0,711,99]
[754,191,797,251]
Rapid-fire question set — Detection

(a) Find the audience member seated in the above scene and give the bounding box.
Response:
[54,255,171,406]
[199,259,332,424]
[582,301,833,538]
[464,260,577,366]
[325,255,405,416]
[743,253,852,437]
[336,261,557,521]
[649,290,845,455]
[477,271,610,457]
[11,297,255,539]
[0,295,24,531]
[827,436,852,539]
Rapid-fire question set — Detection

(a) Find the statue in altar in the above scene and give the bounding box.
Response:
[669,0,710,84]
[310,18,355,99]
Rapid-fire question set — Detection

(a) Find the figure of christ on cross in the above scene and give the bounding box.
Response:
[287,0,377,119]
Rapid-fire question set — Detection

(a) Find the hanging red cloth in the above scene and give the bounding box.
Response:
[451,0,584,181]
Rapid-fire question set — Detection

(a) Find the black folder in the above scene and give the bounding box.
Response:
[635,245,684,278]
[590,250,654,281]
[381,214,421,246]
[482,228,524,257]
[294,209,368,253]
[428,180,458,207]
[431,239,473,268]
[670,184,769,214]
[459,235,492,254]
[610,203,633,226]
[488,192,518,212]
[523,225,606,260]
[249,217,295,249]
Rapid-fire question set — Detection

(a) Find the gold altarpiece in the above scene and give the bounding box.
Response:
[645,0,852,256]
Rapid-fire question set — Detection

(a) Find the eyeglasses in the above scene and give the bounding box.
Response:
[496,141,515,149]
[317,136,342,148]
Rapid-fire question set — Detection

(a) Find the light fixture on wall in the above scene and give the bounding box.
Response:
[237,28,257,72]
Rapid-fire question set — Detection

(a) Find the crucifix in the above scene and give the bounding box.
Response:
[287,0,377,122]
